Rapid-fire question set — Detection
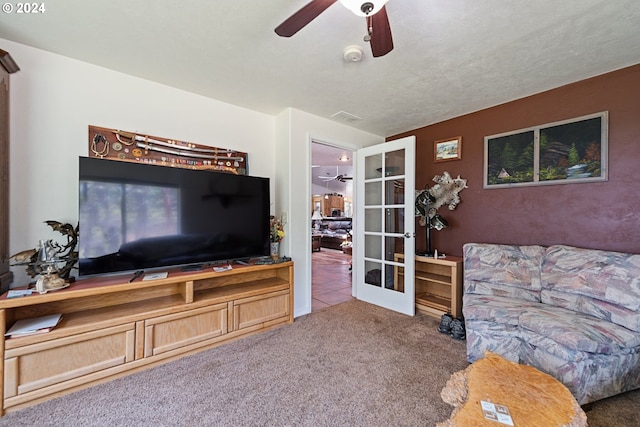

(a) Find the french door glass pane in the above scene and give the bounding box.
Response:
[385,236,404,262]
[385,208,404,234]
[365,181,382,205]
[385,149,405,176]
[365,208,382,232]
[365,154,383,179]
[364,234,381,259]
[386,179,405,204]
[364,260,382,287]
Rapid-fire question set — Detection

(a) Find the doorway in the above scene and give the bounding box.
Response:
[311,142,354,311]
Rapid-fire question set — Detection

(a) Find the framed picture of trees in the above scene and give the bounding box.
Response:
[484,112,608,188]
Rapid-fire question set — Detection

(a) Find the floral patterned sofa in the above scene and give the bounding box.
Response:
[462,243,640,405]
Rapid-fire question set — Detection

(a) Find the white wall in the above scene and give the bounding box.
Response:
[5,39,274,285]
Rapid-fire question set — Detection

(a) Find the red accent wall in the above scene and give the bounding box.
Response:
[390,64,640,257]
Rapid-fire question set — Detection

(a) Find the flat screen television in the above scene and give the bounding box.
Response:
[78,157,270,277]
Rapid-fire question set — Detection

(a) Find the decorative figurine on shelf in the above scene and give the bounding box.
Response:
[10,220,79,293]
[415,172,467,256]
[33,239,68,293]
[269,215,285,260]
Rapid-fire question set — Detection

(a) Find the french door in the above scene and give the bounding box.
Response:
[355,136,415,315]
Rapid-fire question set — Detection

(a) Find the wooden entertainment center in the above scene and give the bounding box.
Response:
[0,261,293,415]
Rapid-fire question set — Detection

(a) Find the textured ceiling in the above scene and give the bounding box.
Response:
[1,1,639,137]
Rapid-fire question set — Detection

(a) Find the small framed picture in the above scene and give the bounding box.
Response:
[434,136,462,162]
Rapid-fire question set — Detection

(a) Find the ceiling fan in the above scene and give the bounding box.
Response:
[319,166,353,182]
[275,0,394,58]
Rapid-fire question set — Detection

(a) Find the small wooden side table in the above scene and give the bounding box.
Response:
[312,234,321,252]
[393,254,463,319]
[437,352,587,427]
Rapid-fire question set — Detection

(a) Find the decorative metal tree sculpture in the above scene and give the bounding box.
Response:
[415,172,467,256]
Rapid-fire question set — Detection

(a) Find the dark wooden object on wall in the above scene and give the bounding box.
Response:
[0,49,19,293]
[88,125,249,175]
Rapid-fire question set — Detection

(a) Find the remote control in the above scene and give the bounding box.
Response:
[181,264,204,272]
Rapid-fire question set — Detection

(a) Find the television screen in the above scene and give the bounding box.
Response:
[78,157,270,277]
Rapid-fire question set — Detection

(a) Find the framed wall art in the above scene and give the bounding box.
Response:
[484,111,608,188]
[434,136,462,162]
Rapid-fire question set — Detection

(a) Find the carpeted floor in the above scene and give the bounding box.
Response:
[1,300,638,426]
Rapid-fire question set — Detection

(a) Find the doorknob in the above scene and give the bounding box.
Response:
[403,232,414,238]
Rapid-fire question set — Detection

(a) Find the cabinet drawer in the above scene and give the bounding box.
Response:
[144,303,227,357]
[4,323,136,402]
[233,289,290,330]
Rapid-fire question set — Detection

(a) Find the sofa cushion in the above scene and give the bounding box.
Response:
[327,221,350,231]
[541,288,640,333]
[519,306,640,355]
[463,243,546,302]
[463,294,539,326]
[542,245,640,325]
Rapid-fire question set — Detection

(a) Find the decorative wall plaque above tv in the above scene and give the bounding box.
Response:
[87,125,248,175]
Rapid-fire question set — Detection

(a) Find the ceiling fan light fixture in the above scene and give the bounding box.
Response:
[339,0,388,17]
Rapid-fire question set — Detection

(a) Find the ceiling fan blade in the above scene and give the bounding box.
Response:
[275,0,337,37]
[369,6,393,57]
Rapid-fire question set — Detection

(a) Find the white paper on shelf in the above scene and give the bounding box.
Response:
[142,272,169,281]
[7,290,33,298]
[5,313,63,336]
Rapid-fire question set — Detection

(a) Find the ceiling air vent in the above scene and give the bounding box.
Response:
[331,111,363,124]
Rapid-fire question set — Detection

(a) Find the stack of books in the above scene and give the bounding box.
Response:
[4,313,63,339]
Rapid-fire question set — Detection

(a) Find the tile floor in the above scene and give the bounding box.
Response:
[312,248,354,312]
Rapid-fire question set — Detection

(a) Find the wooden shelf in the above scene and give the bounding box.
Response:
[416,292,451,312]
[416,272,451,284]
[0,261,294,416]
[394,254,463,319]
[4,294,186,350]
[399,271,452,286]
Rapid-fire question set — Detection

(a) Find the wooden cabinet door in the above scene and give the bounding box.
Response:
[144,303,228,357]
[4,323,136,407]
[328,195,344,214]
[233,290,290,331]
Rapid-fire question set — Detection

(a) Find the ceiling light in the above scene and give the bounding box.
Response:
[339,154,351,162]
[339,0,389,17]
